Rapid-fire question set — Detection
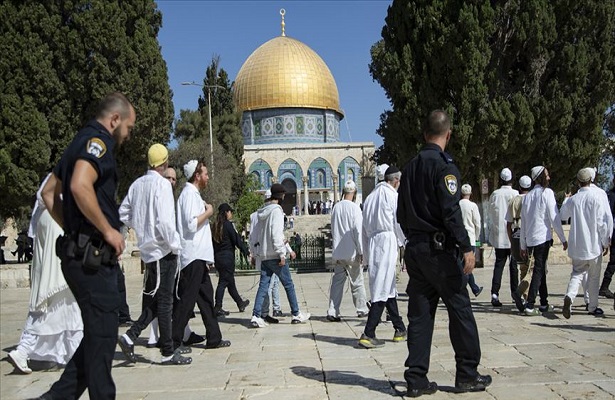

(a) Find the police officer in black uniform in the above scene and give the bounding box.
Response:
[397,110,491,397]
[37,92,136,400]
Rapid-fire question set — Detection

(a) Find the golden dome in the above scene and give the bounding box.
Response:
[233,36,343,116]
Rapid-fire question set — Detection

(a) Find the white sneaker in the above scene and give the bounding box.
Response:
[291,311,311,324]
[250,316,268,328]
[8,350,32,374]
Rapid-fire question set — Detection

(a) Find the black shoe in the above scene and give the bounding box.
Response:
[491,298,502,307]
[204,339,231,349]
[511,291,525,313]
[238,299,250,312]
[599,288,614,299]
[176,345,192,354]
[473,287,483,297]
[272,310,284,317]
[160,350,192,365]
[183,332,205,346]
[263,315,279,324]
[407,381,438,398]
[455,374,492,392]
[215,308,230,317]
[118,319,135,327]
[117,335,137,363]
[326,315,341,322]
[563,295,572,319]
[588,307,604,316]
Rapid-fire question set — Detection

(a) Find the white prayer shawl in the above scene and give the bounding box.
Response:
[488,185,518,248]
[559,187,610,260]
[30,210,71,312]
[362,182,404,302]
[331,199,363,264]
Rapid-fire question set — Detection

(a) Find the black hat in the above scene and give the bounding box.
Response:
[384,165,400,175]
[270,183,286,199]
[218,203,234,213]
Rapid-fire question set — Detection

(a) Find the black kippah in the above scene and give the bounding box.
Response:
[385,165,400,175]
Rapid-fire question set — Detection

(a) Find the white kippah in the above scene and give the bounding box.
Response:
[183,160,198,180]
[343,180,357,193]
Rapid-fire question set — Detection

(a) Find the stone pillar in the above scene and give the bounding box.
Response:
[332,174,339,203]
[302,176,309,215]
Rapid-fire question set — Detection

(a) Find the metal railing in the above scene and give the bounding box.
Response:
[234,234,326,273]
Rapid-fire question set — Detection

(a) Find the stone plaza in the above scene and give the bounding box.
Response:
[1,246,615,399]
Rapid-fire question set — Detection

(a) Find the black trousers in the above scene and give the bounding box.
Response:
[526,241,551,309]
[172,260,204,348]
[601,240,615,290]
[117,267,131,322]
[214,252,243,309]
[364,297,405,338]
[404,241,481,388]
[126,253,176,357]
[49,257,120,400]
[490,248,518,297]
[173,259,222,347]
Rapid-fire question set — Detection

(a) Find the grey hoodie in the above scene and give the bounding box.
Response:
[253,202,286,260]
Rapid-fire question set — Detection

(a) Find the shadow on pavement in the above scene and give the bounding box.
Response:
[531,322,615,333]
[294,332,362,348]
[290,365,404,396]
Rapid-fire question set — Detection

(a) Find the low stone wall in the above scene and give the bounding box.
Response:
[0,263,31,289]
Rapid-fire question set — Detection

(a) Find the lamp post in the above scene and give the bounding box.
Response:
[181,81,225,178]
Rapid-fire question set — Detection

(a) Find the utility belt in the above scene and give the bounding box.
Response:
[56,226,117,270]
[407,231,456,252]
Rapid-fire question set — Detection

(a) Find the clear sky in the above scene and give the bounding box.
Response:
[156,0,392,146]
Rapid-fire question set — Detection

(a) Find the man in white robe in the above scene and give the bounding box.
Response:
[488,168,519,307]
[326,180,369,321]
[560,168,610,318]
[8,174,83,374]
[359,166,406,348]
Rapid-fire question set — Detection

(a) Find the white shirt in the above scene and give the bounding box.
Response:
[459,198,481,245]
[519,184,567,249]
[331,199,363,262]
[488,185,518,248]
[176,182,214,268]
[559,186,610,260]
[119,170,181,263]
[590,183,614,238]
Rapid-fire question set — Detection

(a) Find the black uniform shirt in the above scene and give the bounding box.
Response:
[53,120,120,234]
[397,143,472,253]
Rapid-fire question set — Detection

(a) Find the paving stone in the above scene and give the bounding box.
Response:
[2,259,614,399]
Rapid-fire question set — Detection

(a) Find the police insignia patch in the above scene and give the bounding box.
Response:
[444,175,457,195]
[86,138,106,158]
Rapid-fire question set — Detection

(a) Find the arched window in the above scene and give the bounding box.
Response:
[347,168,355,183]
[316,169,326,187]
[265,170,273,188]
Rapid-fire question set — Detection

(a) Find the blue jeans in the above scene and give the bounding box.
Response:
[253,259,300,317]
[269,274,281,311]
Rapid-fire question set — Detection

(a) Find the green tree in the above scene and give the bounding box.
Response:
[0,0,173,220]
[370,0,615,192]
[235,175,264,232]
[174,57,247,206]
